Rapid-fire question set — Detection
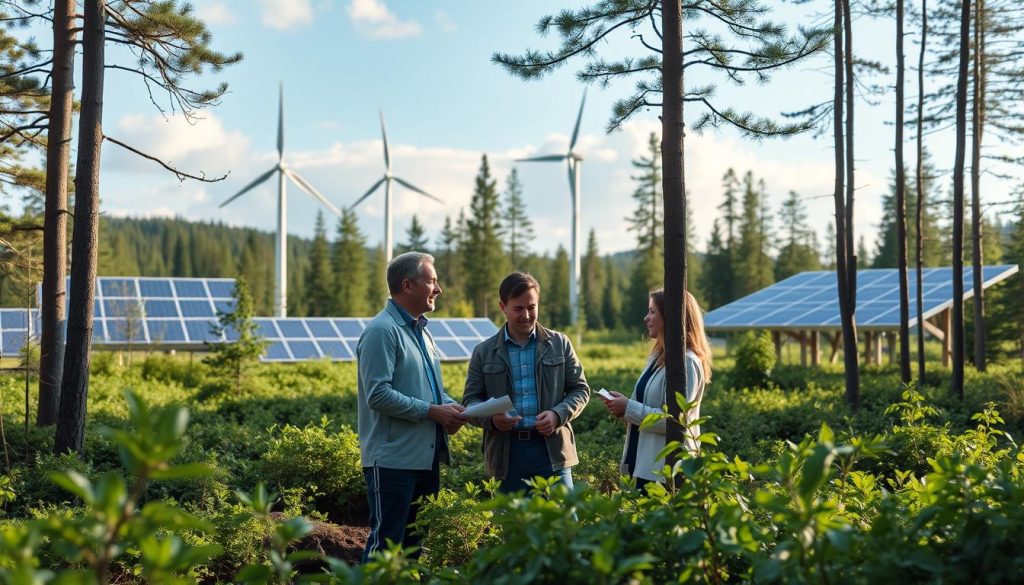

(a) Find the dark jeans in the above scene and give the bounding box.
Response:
[499,434,573,494]
[361,456,440,563]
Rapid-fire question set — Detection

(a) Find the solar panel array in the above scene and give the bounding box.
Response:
[704,265,1018,332]
[1,277,499,362]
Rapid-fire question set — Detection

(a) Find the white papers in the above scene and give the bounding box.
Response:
[596,388,614,400]
[460,396,514,419]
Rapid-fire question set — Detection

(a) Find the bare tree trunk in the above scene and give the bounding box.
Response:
[55,0,105,455]
[915,0,928,382]
[838,0,860,407]
[970,0,985,371]
[37,0,77,426]
[951,0,971,399]
[661,0,686,483]
[896,0,912,384]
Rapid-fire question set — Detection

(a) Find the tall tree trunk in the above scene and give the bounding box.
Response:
[38,0,76,427]
[55,0,105,455]
[661,0,686,482]
[951,0,971,399]
[970,0,985,371]
[839,0,860,407]
[915,0,928,381]
[896,0,912,384]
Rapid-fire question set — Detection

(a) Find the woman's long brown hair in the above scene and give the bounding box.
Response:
[649,288,713,381]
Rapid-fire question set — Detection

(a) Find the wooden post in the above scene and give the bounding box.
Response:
[830,332,842,364]
[941,308,952,368]
[800,332,808,367]
[875,332,884,364]
[810,331,820,366]
[887,332,896,364]
[864,331,873,365]
[772,331,782,364]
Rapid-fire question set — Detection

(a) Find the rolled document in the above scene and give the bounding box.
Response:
[596,388,614,400]
[460,395,515,419]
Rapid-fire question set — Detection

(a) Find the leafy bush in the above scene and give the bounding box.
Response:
[730,331,776,390]
[259,418,364,519]
[412,482,499,568]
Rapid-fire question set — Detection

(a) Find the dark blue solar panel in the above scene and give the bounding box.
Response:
[317,340,352,359]
[469,319,499,337]
[287,340,320,359]
[2,331,26,355]
[276,320,308,338]
[435,339,469,359]
[334,320,364,337]
[106,319,147,342]
[223,325,239,342]
[139,280,173,297]
[146,320,186,342]
[213,299,236,315]
[184,319,219,342]
[173,280,207,298]
[144,300,178,317]
[180,300,215,317]
[427,321,453,336]
[446,321,476,337]
[306,320,337,338]
[101,278,137,297]
[264,342,290,360]
[206,280,235,298]
[1,310,27,329]
[253,319,277,338]
[103,299,143,318]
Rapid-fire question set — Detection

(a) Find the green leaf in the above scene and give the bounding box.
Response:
[234,564,273,583]
[50,471,94,505]
[149,463,214,481]
[798,445,835,503]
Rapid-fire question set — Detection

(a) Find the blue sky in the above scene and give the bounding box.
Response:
[77,0,1020,256]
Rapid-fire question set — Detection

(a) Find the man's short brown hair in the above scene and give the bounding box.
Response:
[499,272,541,304]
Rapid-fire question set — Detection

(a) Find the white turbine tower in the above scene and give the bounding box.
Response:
[518,91,586,325]
[220,84,340,317]
[349,111,442,263]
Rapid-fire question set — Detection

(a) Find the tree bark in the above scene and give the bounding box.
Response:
[661,0,686,481]
[836,0,860,407]
[970,0,985,371]
[951,0,971,399]
[896,0,911,384]
[915,0,928,382]
[55,0,105,455]
[37,0,77,426]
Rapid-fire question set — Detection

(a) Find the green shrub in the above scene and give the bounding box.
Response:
[412,482,499,568]
[259,418,364,519]
[14,452,94,515]
[730,331,776,390]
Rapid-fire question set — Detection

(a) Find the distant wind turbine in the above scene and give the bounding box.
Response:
[220,83,340,317]
[517,90,586,325]
[349,111,442,263]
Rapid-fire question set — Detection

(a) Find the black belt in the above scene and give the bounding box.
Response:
[511,429,544,440]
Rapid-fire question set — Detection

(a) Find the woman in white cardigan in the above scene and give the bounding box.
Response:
[599,288,712,491]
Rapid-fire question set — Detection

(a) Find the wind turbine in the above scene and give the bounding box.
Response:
[517,90,586,325]
[220,84,340,317]
[349,111,442,263]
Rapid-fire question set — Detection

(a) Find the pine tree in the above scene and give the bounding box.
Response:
[238,232,273,315]
[734,171,774,296]
[333,209,370,316]
[601,256,622,330]
[305,211,333,317]
[204,277,269,386]
[989,191,1024,357]
[701,219,732,309]
[366,245,388,311]
[502,168,534,268]
[873,159,943,268]
[856,236,871,268]
[774,191,821,280]
[399,214,429,255]
[546,246,571,328]
[580,229,605,331]
[626,133,664,316]
[463,155,506,318]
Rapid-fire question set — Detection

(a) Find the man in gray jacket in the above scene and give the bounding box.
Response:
[357,252,466,561]
[463,272,590,493]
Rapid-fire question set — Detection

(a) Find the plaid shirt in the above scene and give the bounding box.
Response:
[504,325,538,429]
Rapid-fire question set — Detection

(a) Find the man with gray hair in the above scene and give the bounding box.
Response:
[357,251,466,561]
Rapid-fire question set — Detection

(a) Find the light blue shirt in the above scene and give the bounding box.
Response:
[504,325,538,429]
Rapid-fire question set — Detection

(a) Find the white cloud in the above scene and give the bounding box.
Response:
[258,0,313,31]
[347,0,422,39]
[195,1,235,25]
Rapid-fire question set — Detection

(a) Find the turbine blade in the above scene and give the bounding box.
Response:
[278,83,285,161]
[219,167,277,208]
[380,110,391,171]
[515,154,567,163]
[569,89,587,152]
[394,176,443,204]
[349,176,387,210]
[285,168,340,215]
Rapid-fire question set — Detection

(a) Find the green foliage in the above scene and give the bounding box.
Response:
[259,419,364,518]
[463,154,506,319]
[333,209,371,316]
[412,482,499,568]
[501,168,534,268]
[204,277,269,386]
[730,331,777,390]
